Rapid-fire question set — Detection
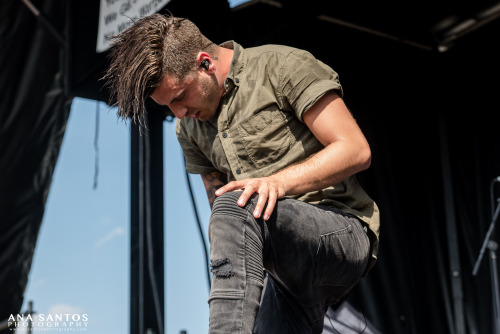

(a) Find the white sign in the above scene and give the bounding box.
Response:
[96,0,172,53]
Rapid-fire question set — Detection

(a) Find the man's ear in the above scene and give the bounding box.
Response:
[196,52,216,73]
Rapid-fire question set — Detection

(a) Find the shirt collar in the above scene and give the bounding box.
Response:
[220,41,245,92]
[208,41,245,126]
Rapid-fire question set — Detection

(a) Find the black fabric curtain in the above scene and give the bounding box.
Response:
[334,23,500,334]
[0,0,70,328]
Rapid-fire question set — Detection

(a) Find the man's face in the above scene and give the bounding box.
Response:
[151,71,221,121]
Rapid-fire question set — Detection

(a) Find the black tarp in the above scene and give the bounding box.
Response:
[1,0,500,333]
[0,0,70,325]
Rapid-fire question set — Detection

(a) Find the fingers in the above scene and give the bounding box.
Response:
[252,186,268,218]
[239,181,277,221]
[237,184,257,207]
[263,191,277,221]
[214,178,282,221]
[215,181,256,206]
[215,181,242,197]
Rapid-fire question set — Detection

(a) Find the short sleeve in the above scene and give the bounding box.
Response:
[175,119,219,175]
[280,50,343,121]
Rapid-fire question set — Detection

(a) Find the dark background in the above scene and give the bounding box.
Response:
[1,0,500,333]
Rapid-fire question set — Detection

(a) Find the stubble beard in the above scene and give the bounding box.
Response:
[198,74,221,120]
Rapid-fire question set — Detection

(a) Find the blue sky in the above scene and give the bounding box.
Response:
[20,97,213,334]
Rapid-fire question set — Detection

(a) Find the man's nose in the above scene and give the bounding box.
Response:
[171,106,188,119]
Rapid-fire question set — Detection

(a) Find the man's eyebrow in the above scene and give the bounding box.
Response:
[170,90,185,105]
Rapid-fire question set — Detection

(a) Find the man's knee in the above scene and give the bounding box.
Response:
[209,191,247,243]
[209,191,263,242]
[211,191,247,218]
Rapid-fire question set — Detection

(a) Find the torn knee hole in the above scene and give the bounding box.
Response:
[210,258,234,278]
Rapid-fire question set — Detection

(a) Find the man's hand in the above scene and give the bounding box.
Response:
[215,176,285,221]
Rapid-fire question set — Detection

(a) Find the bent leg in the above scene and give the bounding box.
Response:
[257,199,371,333]
[208,192,265,334]
[208,192,370,334]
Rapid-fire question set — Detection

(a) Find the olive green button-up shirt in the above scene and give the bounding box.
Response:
[176,42,380,273]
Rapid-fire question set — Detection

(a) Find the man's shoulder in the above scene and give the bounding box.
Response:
[242,44,321,72]
[245,44,303,59]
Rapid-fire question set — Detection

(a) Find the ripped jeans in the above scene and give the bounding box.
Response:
[208,191,370,334]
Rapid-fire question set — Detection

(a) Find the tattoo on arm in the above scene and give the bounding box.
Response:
[201,171,226,209]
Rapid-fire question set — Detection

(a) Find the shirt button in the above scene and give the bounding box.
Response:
[235,78,239,83]
[222,132,227,138]
[236,169,241,174]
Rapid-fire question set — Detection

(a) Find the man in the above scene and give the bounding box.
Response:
[105,14,379,334]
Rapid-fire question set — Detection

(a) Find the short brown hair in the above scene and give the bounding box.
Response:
[103,14,215,127]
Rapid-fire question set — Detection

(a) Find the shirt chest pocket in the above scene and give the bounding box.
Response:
[237,109,294,169]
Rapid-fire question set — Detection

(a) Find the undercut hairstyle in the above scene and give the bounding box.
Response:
[103,14,216,127]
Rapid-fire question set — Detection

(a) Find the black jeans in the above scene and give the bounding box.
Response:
[208,191,370,334]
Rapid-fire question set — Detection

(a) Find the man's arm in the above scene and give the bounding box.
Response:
[201,171,227,209]
[215,90,371,220]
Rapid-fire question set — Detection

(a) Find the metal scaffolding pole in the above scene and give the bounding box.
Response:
[130,112,165,334]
